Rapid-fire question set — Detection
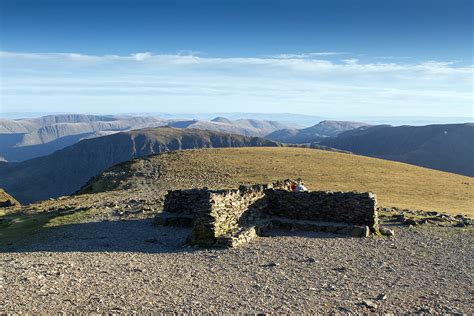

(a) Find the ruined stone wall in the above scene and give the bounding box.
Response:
[162,184,269,245]
[191,185,268,245]
[163,189,211,216]
[158,179,379,246]
[264,190,378,232]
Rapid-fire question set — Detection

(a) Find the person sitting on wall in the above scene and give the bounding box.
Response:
[290,182,297,191]
[295,179,308,192]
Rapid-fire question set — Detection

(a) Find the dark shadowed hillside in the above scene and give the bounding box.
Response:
[320,123,474,176]
[266,120,370,143]
[0,127,280,204]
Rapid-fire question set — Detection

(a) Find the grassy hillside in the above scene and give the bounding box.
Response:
[82,147,474,216]
[0,128,280,204]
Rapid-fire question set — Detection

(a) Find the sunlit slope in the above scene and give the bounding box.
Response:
[85,147,474,216]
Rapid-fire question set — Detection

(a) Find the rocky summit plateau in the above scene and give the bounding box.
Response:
[2,0,472,313]
[1,147,473,314]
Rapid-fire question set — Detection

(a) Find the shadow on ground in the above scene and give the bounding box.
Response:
[1,218,352,254]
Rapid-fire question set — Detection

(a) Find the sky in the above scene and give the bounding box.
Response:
[0,0,472,118]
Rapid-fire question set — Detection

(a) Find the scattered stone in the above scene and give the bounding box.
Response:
[380,227,395,236]
[415,306,434,314]
[361,299,378,309]
[376,293,387,300]
[1,219,472,313]
[394,214,405,222]
[403,218,418,226]
[325,284,337,291]
[338,307,353,313]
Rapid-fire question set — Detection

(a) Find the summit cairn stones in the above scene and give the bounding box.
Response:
[155,179,379,247]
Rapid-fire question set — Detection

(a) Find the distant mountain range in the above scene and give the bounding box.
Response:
[154,112,323,127]
[0,114,294,162]
[0,127,280,204]
[168,117,293,137]
[1,113,472,205]
[0,114,166,162]
[320,123,474,176]
[266,120,370,143]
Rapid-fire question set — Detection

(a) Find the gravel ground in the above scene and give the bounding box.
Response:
[1,218,473,314]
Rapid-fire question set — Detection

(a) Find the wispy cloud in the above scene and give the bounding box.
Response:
[269,52,346,59]
[0,51,472,116]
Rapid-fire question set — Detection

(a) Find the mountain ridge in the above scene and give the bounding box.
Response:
[320,123,474,176]
[0,114,167,162]
[266,120,371,143]
[167,117,294,137]
[0,127,280,204]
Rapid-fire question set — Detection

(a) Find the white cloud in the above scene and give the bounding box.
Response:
[132,52,153,61]
[0,51,472,117]
[270,52,346,59]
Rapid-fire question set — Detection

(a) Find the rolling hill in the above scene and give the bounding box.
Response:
[0,127,280,204]
[266,120,370,143]
[79,147,474,216]
[320,123,474,176]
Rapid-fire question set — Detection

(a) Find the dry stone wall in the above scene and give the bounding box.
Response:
[265,190,378,233]
[191,185,268,246]
[156,179,379,247]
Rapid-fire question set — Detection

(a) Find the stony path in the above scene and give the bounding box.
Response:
[1,219,473,314]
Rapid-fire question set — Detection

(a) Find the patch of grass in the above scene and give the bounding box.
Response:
[44,208,94,227]
[0,212,58,246]
[0,208,94,246]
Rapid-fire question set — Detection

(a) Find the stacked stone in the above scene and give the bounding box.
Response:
[191,185,267,245]
[162,189,210,215]
[155,179,380,247]
[264,190,378,233]
[156,189,212,227]
[210,186,266,235]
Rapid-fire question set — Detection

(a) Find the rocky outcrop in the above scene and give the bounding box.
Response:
[0,188,20,208]
[156,180,379,247]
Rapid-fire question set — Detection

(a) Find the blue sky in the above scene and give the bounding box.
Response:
[0,0,472,118]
